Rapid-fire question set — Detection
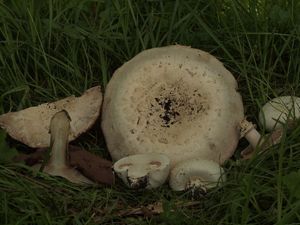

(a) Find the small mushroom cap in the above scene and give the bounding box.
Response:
[0,86,102,148]
[259,96,300,132]
[102,45,244,166]
[169,159,225,191]
[113,153,170,189]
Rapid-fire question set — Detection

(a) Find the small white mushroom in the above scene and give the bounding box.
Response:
[259,96,300,131]
[239,118,285,159]
[35,110,92,184]
[239,96,300,159]
[113,153,170,189]
[169,159,225,192]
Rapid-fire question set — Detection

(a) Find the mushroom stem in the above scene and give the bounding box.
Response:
[239,119,262,149]
[36,110,92,184]
[47,110,70,168]
[239,118,286,160]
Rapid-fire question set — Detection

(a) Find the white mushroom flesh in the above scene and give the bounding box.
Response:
[113,153,170,189]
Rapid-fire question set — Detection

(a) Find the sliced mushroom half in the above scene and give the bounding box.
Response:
[113,153,170,189]
[0,86,102,148]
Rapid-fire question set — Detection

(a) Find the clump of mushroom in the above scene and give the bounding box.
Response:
[1,86,115,185]
[102,45,244,191]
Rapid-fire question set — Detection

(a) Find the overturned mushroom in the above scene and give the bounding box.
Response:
[0,86,102,148]
[14,145,115,185]
[0,86,115,184]
[259,96,300,131]
[169,159,225,192]
[34,110,92,184]
[102,45,244,190]
[113,153,170,189]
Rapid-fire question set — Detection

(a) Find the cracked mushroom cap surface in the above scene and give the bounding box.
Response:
[0,86,102,148]
[101,45,244,166]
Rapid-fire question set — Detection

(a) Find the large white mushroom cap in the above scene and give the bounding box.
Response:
[0,86,102,148]
[102,45,244,166]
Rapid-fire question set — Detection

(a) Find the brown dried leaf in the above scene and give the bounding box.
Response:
[13,145,115,185]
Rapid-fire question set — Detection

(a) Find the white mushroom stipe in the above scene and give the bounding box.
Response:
[169,159,225,191]
[259,96,300,132]
[239,119,262,149]
[113,153,170,189]
[34,110,92,184]
[239,117,287,160]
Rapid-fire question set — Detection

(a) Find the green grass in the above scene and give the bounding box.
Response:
[1,0,300,224]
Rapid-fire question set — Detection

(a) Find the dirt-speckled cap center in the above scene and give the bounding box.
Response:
[133,80,209,144]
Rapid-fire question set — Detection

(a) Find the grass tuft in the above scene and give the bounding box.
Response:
[0,0,300,224]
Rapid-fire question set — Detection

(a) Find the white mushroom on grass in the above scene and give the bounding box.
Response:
[0,86,115,185]
[113,153,170,189]
[240,96,300,159]
[102,45,244,191]
[169,159,225,192]
[259,96,300,131]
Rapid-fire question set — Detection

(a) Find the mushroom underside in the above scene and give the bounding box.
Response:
[0,86,102,148]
